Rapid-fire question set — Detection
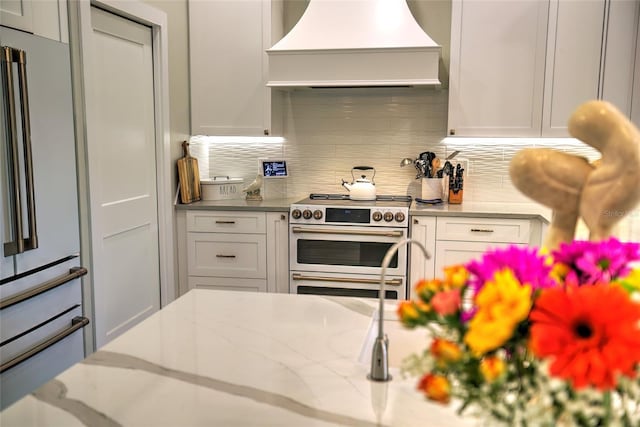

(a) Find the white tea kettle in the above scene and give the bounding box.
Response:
[341,166,376,201]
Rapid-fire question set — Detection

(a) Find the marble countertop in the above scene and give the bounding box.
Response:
[0,290,475,427]
[175,197,298,212]
[410,201,552,223]
[175,195,551,224]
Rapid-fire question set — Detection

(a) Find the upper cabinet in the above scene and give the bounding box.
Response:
[1,0,69,43]
[189,0,283,137]
[447,0,640,138]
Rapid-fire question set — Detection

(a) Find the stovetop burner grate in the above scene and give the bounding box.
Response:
[309,193,412,202]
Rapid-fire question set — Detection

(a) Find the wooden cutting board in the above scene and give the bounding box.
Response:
[177,141,201,204]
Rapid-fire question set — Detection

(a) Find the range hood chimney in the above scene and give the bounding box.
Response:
[267,0,441,88]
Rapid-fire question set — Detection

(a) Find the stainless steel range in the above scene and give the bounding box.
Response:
[289,194,412,300]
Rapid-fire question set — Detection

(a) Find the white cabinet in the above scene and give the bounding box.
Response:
[408,216,436,300]
[447,0,549,137]
[266,212,289,293]
[188,0,283,136]
[448,0,639,137]
[409,215,544,295]
[1,0,69,43]
[433,217,533,274]
[183,210,288,294]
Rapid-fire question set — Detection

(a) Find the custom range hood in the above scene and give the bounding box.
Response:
[266,0,441,88]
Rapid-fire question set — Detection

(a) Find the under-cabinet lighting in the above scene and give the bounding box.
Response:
[190,135,286,145]
[441,136,585,147]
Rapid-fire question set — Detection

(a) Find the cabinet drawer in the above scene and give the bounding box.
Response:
[436,217,531,243]
[1,272,83,344]
[188,276,267,293]
[0,307,87,410]
[434,241,527,274]
[187,233,267,278]
[187,211,266,234]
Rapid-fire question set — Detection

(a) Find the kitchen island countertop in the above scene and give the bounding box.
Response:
[0,290,474,427]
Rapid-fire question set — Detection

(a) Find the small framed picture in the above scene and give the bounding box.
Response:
[260,159,288,178]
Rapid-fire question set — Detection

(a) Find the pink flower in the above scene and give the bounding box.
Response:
[431,289,461,315]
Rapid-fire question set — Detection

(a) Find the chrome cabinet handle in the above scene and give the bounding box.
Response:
[215,254,236,258]
[291,273,402,286]
[291,227,404,238]
[0,267,88,310]
[0,316,90,374]
[470,228,494,233]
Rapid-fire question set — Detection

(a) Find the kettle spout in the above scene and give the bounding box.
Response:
[341,179,352,192]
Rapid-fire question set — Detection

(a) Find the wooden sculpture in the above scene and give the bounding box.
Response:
[509,100,640,249]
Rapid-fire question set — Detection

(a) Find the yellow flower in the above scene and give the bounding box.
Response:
[550,262,570,284]
[443,265,469,288]
[479,356,506,383]
[464,269,532,356]
[619,268,640,293]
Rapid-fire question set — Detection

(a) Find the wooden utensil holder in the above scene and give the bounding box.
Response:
[448,189,463,204]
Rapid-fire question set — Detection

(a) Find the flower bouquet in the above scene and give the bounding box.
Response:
[398,238,640,426]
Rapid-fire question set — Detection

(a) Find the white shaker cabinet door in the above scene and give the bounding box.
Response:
[408,216,436,300]
[542,0,605,137]
[189,0,282,136]
[266,212,289,293]
[447,0,549,137]
[1,0,33,33]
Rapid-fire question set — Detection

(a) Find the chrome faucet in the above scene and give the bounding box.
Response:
[368,238,431,382]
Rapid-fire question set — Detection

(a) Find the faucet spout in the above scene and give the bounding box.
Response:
[368,238,431,382]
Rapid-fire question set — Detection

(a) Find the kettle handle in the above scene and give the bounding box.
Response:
[352,166,375,183]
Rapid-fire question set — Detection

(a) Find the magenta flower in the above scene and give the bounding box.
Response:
[461,246,554,321]
[465,246,555,294]
[552,238,640,286]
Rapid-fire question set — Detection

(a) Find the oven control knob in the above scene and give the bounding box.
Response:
[313,209,323,220]
[291,209,302,219]
[395,212,406,223]
[302,209,313,219]
[372,211,383,222]
[383,212,394,222]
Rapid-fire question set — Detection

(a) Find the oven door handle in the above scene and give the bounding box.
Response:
[291,273,403,287]
[290,227,404,238]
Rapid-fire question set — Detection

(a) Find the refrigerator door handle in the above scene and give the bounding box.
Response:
[1,46,38,256]
[0,316,90,374]
[15,48,37,251]
[1,46,25,256]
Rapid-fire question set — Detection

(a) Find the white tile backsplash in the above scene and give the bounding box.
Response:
[189,88,604,203]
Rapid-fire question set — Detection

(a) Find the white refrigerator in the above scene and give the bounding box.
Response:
[0,27,89,409]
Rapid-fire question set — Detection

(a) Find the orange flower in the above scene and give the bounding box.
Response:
[479,356,506,383]
[397,301,420,323]
[415,278,443,296]
[417,373,451,404]
[430,338,462,367]
[529,284,640,390]
[431,289,461,315]
[444,265,469,288]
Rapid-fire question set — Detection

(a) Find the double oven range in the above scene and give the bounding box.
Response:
[289,194,411,300]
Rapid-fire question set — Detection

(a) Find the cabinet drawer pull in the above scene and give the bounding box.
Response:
[216,254,236,258]
[215,220,236,224]
[470,228,494,233]
[0,316,89,373]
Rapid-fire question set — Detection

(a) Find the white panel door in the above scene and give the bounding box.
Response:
[87,7,160,348]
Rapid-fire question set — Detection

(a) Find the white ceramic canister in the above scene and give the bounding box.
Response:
[421,177,444,200]
[201,176,244,200]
